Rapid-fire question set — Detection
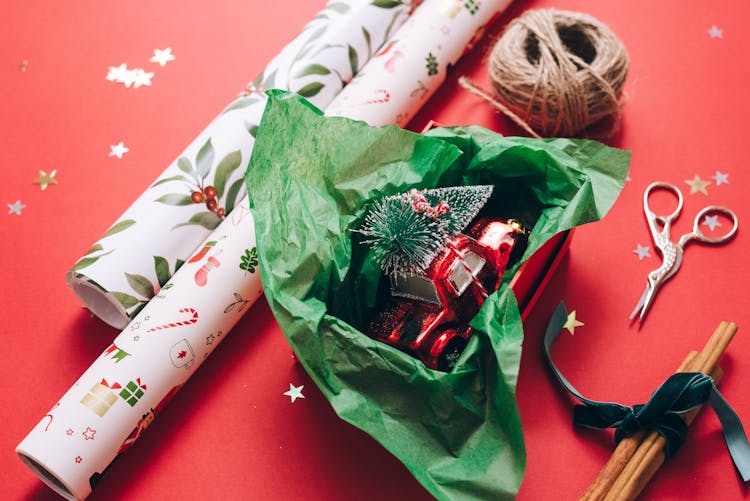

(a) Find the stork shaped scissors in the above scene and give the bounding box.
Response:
[629,181,739,324]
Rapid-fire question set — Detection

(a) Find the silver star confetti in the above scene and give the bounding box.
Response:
[712,171,729,186]
[283,383,305,403]
[633,244,651,260]
[7,200,26,215]
[702,214,722,231]
[708,25,723,38]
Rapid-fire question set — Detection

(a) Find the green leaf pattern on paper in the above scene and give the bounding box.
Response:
[239,247,259,273]
[113,256,185,318]
[228,0,408,113]
[151,137,245,231]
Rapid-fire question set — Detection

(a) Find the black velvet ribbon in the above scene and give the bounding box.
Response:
[543,302,750,481]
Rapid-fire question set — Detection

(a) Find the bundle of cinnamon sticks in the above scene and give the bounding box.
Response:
[580,321,738,501]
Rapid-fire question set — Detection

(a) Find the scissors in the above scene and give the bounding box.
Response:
[629,181,739,324]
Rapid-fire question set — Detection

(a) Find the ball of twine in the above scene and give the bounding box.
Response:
[460,9,629,138]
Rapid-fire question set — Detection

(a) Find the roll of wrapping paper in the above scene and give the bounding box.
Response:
[66,0,413,330]
[18,0,511,497]
[325,0,513,126]
[17,199,264,500]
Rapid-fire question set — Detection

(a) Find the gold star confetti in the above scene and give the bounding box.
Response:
[33,169,58,190]
[19,60,29,72]
[685,174,710,195]
[563,310,584,335]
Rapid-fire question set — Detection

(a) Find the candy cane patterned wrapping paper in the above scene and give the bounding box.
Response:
[17,0,515,497]
[66,0,413,330]
[325,0,512,126]
[17,199,263,501]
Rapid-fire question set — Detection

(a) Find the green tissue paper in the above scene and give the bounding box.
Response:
[245,90,630,500]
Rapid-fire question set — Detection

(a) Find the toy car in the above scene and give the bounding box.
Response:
[366,217,528,371]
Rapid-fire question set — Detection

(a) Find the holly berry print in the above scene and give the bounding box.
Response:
[64,1,413,330]
[152,137,244,230]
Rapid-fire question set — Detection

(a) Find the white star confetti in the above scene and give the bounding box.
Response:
[106,63,152,88]
[702,214,722,231]
[563,310,584,335]
[106,63,130,82]
[708,25,723,38]
[7,200,26,215]
[109,142,130,159]
[132,68,154,88]
[712,171,729,186]
[633,244,651,260]
[150,47,175,67]
[283,383,305,403]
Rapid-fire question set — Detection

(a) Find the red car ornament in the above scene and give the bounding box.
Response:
[366,216,528,371]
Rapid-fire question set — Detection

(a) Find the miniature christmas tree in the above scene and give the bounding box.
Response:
[358,185,494,275]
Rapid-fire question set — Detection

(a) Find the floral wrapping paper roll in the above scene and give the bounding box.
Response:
[66,0,412,330]
[325,0,512,126]
[17,199,264,500]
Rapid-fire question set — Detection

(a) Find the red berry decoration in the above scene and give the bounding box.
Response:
[204,186,217,198]
[217,208,226,217]
[191,191,205,203]
[206,198,218,211]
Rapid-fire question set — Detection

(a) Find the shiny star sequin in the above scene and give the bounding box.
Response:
[109,141,129,159]
[633,244,651,260]
[702,214,722,231]
[708,25,724,38]
[33,170,58,190]
[685,174,710,195]
[563,310,584,335]
[66,428,75,436]
[283,383,305,403]
[712,171,729,186]
[150,47,175,67]
[82,427,96,441]
[19,60,29,72]
[7,200,26,215]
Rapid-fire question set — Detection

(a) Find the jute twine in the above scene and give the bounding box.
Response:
[460,9,629,138]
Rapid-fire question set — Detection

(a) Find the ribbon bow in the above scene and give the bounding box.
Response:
[544,302,750,481]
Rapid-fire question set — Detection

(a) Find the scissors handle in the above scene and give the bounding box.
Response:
[643,181,683,231]
[678,205,739,246]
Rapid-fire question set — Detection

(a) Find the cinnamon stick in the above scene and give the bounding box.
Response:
[606,364,725,501]
[580,321,737,501]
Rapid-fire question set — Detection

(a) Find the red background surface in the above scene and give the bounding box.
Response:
[2,0,750,499]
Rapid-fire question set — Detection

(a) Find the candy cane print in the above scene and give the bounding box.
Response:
[364,89,390,105]
[147,308,199,332]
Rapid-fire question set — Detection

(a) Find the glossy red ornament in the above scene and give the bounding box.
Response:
[367,217,528,371]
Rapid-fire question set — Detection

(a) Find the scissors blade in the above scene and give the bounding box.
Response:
[629,281,656,324]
